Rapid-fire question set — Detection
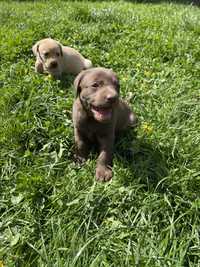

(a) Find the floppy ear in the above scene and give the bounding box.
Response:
[32,41,40,56]
[58,43,63,56]
[74,70,87,97]
[109,69,120,93]
[54,40,63,56]
[115,76,120,93]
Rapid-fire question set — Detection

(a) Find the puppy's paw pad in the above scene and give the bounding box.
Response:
[96,166,112,182]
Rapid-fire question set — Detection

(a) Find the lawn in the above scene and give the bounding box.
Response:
[0,0,200,266]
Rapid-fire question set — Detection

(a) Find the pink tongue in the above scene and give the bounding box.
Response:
[93,108,112,120]
[98,109,110,115]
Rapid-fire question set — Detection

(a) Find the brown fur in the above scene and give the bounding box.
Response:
[73,67,137,182]
[32,38,92,78]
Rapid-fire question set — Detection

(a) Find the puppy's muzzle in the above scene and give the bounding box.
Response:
[106,93,118,104]
[49,61,58,69]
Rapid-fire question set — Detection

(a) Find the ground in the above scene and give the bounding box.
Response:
[0,1,200,266]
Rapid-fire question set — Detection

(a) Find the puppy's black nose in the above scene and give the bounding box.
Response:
[50,61,58,68]
[106,94,118,103]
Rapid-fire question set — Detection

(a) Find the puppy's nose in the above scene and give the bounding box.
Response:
[106,94,118,103]
[50,61,58,69]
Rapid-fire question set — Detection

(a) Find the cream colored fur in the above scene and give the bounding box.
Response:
[32,38,92,78]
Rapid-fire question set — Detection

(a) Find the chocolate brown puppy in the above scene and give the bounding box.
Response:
[73,67,137,181]
[32,38,92,78]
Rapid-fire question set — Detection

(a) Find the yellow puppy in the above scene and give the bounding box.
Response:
[32,38,92,78]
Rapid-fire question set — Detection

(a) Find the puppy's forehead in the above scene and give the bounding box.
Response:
[82,69,117,85]
[39,40,60,52]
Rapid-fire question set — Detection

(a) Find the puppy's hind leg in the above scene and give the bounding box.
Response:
[84,59,92,70]
[128,111,138,127]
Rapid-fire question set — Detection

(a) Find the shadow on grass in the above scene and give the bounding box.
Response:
[58,74,76,90]
[124,0,199,5]
[115,130,170,191]
[15,0,200,5]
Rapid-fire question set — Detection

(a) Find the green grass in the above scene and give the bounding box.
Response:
[0,0,200,266]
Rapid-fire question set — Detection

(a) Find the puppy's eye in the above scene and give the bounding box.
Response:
[92,82,99,88]
[44,52,49,57]
[56,52,60,57]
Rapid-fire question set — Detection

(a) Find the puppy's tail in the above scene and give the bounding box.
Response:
[84,59,92,69]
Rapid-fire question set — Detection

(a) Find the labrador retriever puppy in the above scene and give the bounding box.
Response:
[32,38,92,78]
[73,67,137,182]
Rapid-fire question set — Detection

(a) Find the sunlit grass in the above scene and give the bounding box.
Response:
[0,1,200,266]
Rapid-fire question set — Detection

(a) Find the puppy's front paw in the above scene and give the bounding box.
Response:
[96,165,112,182]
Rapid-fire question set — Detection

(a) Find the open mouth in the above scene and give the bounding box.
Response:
[91,105,112,122]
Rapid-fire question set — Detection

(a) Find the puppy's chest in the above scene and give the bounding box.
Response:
[80,119,111,141]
